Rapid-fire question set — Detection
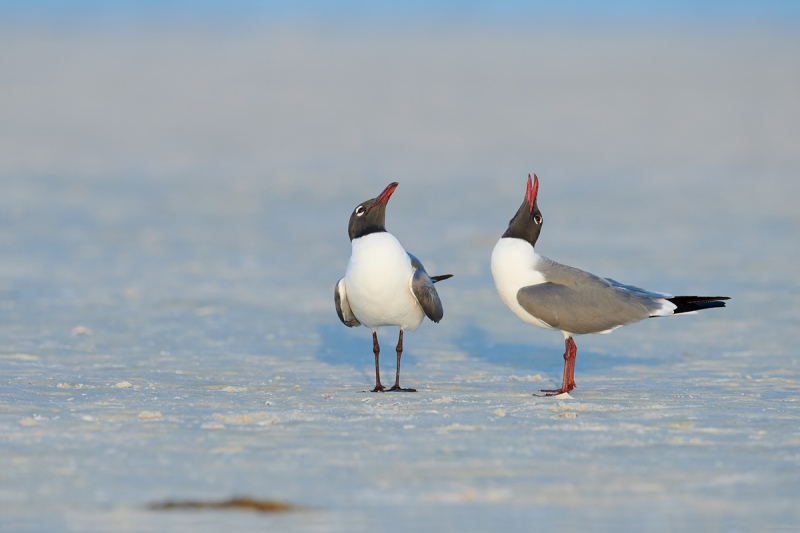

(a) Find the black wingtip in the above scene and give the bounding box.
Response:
[431,274,453,283]
[668,296,730,314]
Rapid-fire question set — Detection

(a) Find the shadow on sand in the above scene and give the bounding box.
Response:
[452,323,667,382]
[315,320,667,390]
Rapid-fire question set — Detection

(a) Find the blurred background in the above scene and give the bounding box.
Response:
[2,0,798,354]
[1,1,799,532]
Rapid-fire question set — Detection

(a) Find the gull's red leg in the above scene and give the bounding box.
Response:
[540,337,578,396]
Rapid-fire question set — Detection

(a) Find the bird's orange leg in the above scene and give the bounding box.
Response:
[540,337,578,396]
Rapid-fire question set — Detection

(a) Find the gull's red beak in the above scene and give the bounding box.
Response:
[374,181,398,207]
[526,174,539,212]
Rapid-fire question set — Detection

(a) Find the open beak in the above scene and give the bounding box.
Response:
[526,174,539,212]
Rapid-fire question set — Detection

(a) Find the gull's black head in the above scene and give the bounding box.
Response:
[502,174,543,247]
[348,182,398,241]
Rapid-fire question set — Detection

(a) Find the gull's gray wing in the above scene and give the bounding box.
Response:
[517,281,654,335]
[517,257,660,334]
[605,278,672,299]
[411,269,444,323]
[334,278,361,327]
[409,252,452,283]
[407,253,426,273]
[407,253,444,323]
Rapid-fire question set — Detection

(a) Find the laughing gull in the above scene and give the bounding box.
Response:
[335,182,452,392]
[491,174,729,395]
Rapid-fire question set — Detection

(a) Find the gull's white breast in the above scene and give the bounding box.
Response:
[490,237,554,331]
[345,232,424,331]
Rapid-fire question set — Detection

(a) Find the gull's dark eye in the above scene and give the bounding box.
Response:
[533,213,542,225]
[355,205,366,216]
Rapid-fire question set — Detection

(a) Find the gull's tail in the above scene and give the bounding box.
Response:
[667,296,730,314]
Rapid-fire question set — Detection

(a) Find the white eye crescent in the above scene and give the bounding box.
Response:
[533,213,542,225]
[355,205,366,216]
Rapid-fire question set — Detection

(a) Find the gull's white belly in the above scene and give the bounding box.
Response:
[345,233,424,331]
